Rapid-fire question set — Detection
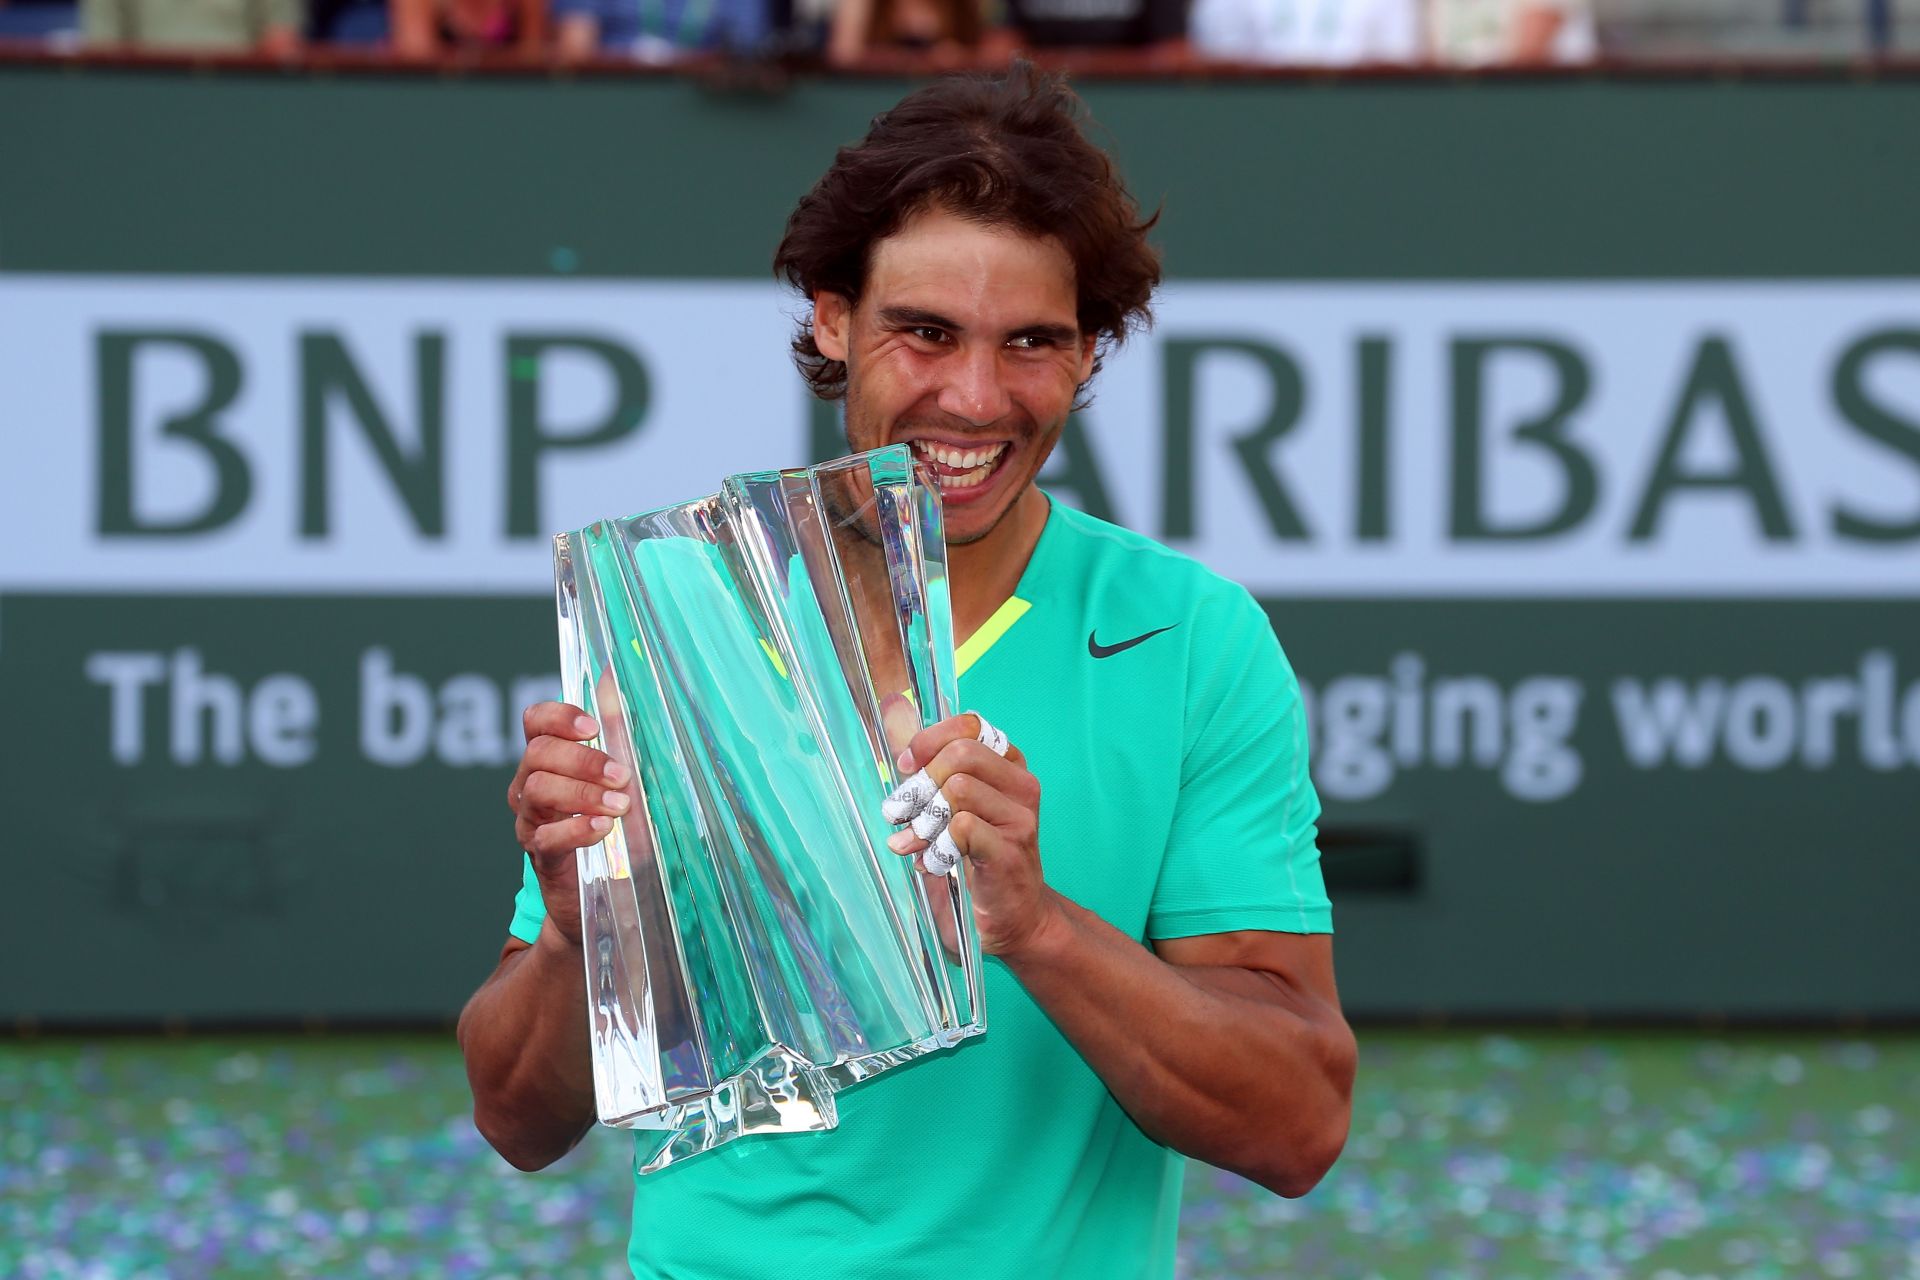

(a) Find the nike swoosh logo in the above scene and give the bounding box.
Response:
[1088,624,1179,659]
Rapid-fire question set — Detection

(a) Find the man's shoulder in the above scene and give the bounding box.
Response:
[1042,499,1254,613]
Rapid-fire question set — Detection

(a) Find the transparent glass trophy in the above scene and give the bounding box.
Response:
[552,444,986,1173]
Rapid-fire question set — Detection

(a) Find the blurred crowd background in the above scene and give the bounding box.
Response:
[0,0,1914,68]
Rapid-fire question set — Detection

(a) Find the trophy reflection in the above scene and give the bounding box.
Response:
[552,445,987,1173]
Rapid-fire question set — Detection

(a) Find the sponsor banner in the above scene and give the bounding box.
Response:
[4,275,1918,598]
[57,628,1920,804]
[4,593,1914,1018]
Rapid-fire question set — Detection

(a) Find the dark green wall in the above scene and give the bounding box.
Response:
[7,69,1920,281]
[3,66,1917,1022]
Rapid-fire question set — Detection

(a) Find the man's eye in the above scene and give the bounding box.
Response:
[1009,335,1053,351]
[910,327,947,344]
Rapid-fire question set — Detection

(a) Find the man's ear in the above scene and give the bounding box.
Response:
[814,292,853,362]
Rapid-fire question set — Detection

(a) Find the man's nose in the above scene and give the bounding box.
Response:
[936,344,1012,427]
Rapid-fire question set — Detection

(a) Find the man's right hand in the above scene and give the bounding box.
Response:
[462,700,610,1169]
[506,701,633,947]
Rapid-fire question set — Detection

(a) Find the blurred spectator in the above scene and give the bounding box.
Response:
[307,0,388,41]
[0,0,82,41]
[1427,0,1595,64]
[827,0,980,65]
[390,0,543,55]
[82,0,302,50]
[1191,0,1417,64]
[551,0,769,57]
[999,0,1185,58]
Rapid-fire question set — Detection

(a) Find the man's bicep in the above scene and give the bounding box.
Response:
[1154,929,1339,1008]
[1157,929,1357,1133]
[1154,929,1351,1061]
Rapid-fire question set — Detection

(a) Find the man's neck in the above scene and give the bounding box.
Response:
[948,484,1051,645]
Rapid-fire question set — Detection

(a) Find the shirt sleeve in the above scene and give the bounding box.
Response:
[508,854,549,945]
[1147,585,1333,940]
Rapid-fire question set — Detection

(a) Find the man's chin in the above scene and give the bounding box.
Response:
[939,485,1028,546]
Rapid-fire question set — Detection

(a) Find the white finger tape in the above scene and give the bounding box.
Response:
[971,713,1009,758]
[882,768,939,824]
[911,790,953,842]
[924,829,963,876]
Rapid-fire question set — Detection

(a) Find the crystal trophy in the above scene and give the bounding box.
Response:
[552,444,986,1173]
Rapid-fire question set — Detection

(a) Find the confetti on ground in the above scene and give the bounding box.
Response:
[2,1031,1916,1278]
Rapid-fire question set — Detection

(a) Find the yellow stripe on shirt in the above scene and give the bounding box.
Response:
[956,597,1031,679]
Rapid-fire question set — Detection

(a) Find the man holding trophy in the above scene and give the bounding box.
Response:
[460,61,1356,1279]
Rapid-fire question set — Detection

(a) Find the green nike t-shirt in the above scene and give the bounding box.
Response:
[506,497,1333,1280]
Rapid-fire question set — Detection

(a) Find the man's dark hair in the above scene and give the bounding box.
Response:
[774,61,1160,408]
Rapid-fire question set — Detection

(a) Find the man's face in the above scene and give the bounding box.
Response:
[813,205,1097,546]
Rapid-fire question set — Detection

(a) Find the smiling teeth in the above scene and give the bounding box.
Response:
[910,441,1006,470]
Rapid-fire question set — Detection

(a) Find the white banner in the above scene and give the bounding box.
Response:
[3,274,1917,596]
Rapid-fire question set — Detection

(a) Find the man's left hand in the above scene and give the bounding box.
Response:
[885,713,1062,960]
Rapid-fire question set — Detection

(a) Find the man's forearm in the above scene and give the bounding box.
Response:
[458,921,599,1171]
[1004,893,1355,1197]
